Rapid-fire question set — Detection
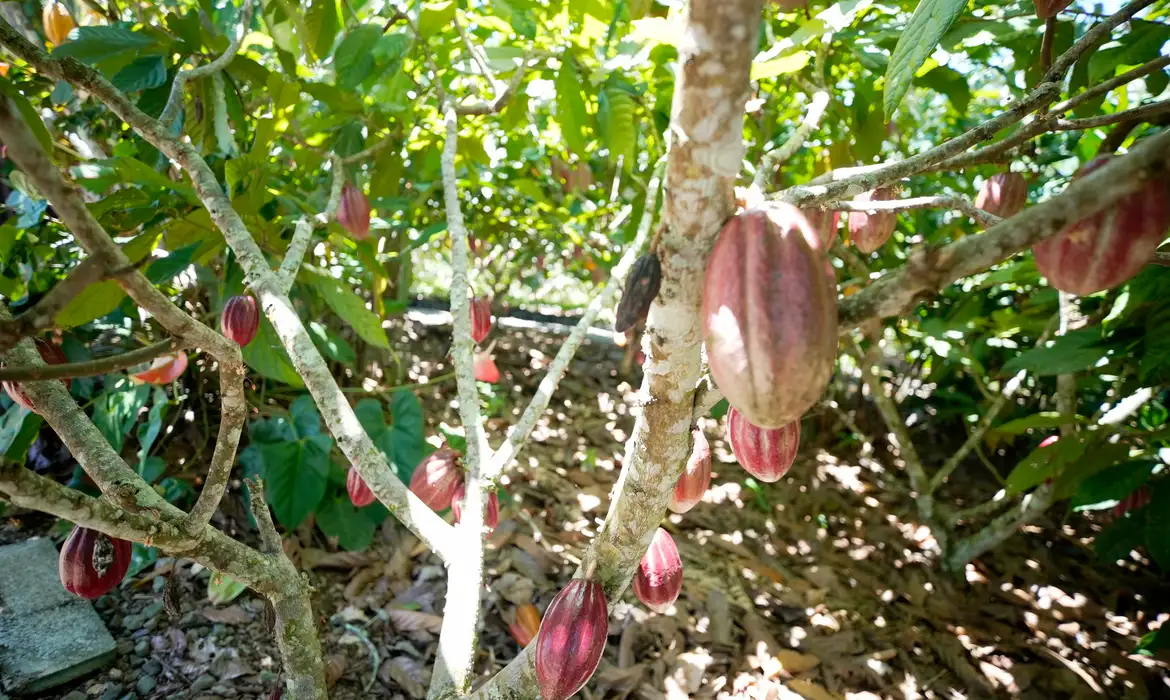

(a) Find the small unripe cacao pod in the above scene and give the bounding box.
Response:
[633,528,683,614]
[614,253,662,333]
[848,188,897,253]
[474,351,500,383]
[131,351,188,384]
[702,205,838,428]
[975,172,1028,219]
[1032,0,1073,19]
[42,1,74,45]
[509,604,541,647]
[59,526,132,599]
[470,296,492,345]
[727,407,799,483]
[534,578,609,700]
[1111,485,1151,519]
[1032,157,1170,296]
[408,447,463,511]
[221,294,260,347]
[670,429,711,514]
[347,469,376,508]
[801,208,841,247]
[3,338,70,412]
[337,183,371,240]
[450,482,500,532]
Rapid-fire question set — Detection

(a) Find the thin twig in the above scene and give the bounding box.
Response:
[826,194,1002,228]
[1051,99,1170,130]
[278,154,344,294]
[753,89,830,189]
[159,0,255,129]
[1054,55,1170,114]
[0,338,181,381]
[246,477,282,554]
[454,14,499,91]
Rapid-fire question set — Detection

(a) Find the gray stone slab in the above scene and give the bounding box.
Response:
[0,537,116,695]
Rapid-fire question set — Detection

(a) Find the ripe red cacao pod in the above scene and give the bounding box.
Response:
[727,407,799,482]
[408,448,463,511]
[337,183,371,240]
[3,338,70,412]
[347,469,376,507]
[801,208,841,247]
[470,296,492,344]
[131,351,188,384]
[474,351,500,383]
[221,294,260,347]
[1032,0,1072,19]
[633,528,682,614]
[848,188,897,253]
[58,526,131,599]
[614,253,662,333]
[534,578,609,700]
[450,482,500,532]
[702,205,838,428]
[1111,485,1151,519]
[509,604,541,647]
[1033,157,1170,296]
[670,429,711,514]
[975,172,1028,219]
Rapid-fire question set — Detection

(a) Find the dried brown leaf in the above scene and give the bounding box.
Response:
[200,605,252,624]
[386,608,443,634]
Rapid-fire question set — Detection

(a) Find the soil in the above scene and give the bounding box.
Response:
[4,314,1169,700]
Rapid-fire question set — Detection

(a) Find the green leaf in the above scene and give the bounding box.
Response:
[1145,481,1170,569]
[1004,434,1087,496]
[1071,461,1157,511]
[305,0,342,58]
[145,242,200,284]
[1001,327,1111,376]
[600,85,636,172]
[354,398,387,439]
[106,157,200,204]
[262,434,331,530]
[54,281,126,328]
[136,392,167,465]
[317,495,377,550]
[289,394,322,438]
[332,24,383,89]
[555,58,590,156]
[53,26,167,75]
[0,79,52,154]
[112,56,167,92]
[307,321,356,366]
[1140,303,1170,384]
[883,0,969,119]
[1094,506,1147,562]
[419,1,457,37]
[1137,627,1170,655]
[242,313,303,386]
[383,390,426,480]
[92,383,151,453]
[307,270,390,349]
[918,66,970,113]
[989,412,1075,437]
[207,572,248,605]
[1052,441,1132,500]
[751,51,811,81]
[0,408,41,460]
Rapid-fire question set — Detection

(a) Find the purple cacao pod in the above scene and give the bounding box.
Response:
[1033,157,1170,296]
[534,578,609,700]
[470,297,492,345]
[450,482,500,532]
[975,172,1028,219]
[614,253,662,333]
[347,469,376,508]
[408,448,463,511]
[3,338,70,413]
[727,407,799,483]
[1032,0,1072,18]
[221,294,260,347]
[670,429,711,514]
[59,526,132,599]
[801,208,840,248]
[1111,485,1151,519]
[337,183,371,240]
[702,204,838,428]
[848,188,897,253]
[633,528,683,614]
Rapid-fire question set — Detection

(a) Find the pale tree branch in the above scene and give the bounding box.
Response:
[0,254,114,354]
[246,477,283,554]
[278,154,344,294]
[1042,0,1156,85]
[944,482,1055,570]
[691,374,724,422]
[454,13,499,91]
[827,194,1001,228]
[453,50,537,116]
[1051,99,1170,131]
[160,0,255,129]
[1053,54,1170,114]
[753,88,830,189]
[0,338,182,381]
[341,134,397,165]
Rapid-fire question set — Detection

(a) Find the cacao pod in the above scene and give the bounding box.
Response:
[1111,485,1151,519]
[470,296,492,345]
[1032,0,1073,18]
[131,351,188,385]
[347,469,376,508]
[42,1,74,45]
[727,407,799,483]
[450,482,500,532]
[802,208,841,248]
[474,351,500,383]
[1032,157,1170,296]
[670,429,711,514]
[3,338,70,412]
[633,528,683,614]
[0,63,9,78]
[337,183,371,240]
[702,204,838,428]
[509,604,541,647]
[848,188,897,253]
[614,253,662,333]
[58,525,131,599]
[975,172,1028,219]
[221,294,260,347]
[534,578,609,700]
[408,447,463,511]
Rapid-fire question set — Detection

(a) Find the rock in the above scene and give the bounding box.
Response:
[191,675,217,693]
[134,641,149,657]
[121,614,145,631]
[141,602,164,619]
[142,660,161,675]
[63,691,88,700]
[135,676,157,694]
[108,669,123,680]
[210,684,235,696]
[97,683,124,700]
[115,640,135,656]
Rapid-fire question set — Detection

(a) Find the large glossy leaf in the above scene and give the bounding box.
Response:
[305,0,342,59]
[54,280,125,328]
[884,0,968,119]
[600,85,635,172]
[1001,328,1112,377]
[307,269,390,349]
[317,495,378,550]
[52,26,168,75]
[555,58,590,156]
[261,434,332,530]
[1145,481,1170,569]
[333,24,383,89]
[1071,461,1157,511]
[1004,434,1086,496]
[112,56,167,92]
[242,314,304,386]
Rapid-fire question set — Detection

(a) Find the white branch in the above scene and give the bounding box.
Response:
[160,0,255,130]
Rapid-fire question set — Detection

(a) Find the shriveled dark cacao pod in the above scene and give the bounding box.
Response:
[801,207,840,247]
[1111,485,1151,519]
[534,578,609,700]
[474,351,500,383]
[347,469,376,508]
[337,183,371,240]
[975,172,1028,219]
[450,482,500,532]
[702,205,838,428]
[1033,157,1170,295]
[59,525,132,599]
[727,407,799,483]
[221,294,260,347]
[670,429,711,514]
[633,528,683,614]
[408,448,463,511]
[848,188,897,253]
[3,338,70,412]
[470,297,492,344]
[131,351,188,385]
[614,253,662,333]
[1032,0,1072,19]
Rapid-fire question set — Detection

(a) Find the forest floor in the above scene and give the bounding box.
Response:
[4,312,1169,700]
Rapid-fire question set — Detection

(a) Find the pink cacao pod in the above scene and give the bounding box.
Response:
[1111,485,1151,519]
[670,429,711,514]
[801,208,840,247]
[1032,0,1072,18]
[1033,157,1170,296]
[474,351,500,383]
[450,482,500,532]
[975,172,1028,219]
[221,294,260,347]
[470,297,492,344]
[131,351,188,384]
[848,188,897,253]
[347,469,376,508]
[633,528,683,613]
[702,204,838,428]
[59,525,132,599]
[3,338,70,412]
[408,448,463,511]
[337,183,371,240]
[727,407,799,483]
[534,578,609,700]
